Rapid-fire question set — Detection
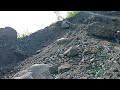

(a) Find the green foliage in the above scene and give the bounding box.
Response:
[65,11,80,19]
[17,30,31,38]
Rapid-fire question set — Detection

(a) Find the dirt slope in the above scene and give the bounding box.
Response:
[2,11,120,79]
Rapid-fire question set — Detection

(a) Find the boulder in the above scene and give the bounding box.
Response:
[64,46,79,57]
[13,64,53,79]
[58,63,71,74]
[61,20,71,29]
[0,27,17,41]
[27,64,53,79]
[86,20,120,40]
[14,72,33,79]
[56,38,70,45]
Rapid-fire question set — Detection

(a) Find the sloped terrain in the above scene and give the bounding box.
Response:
[1,11,120,79]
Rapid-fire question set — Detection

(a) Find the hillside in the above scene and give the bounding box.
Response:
[1,11,120,79]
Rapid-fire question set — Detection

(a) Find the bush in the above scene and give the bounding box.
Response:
[65,11,80,19]
[17,31,31,38]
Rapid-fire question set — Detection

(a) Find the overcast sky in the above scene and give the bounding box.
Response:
[0,11,69,34]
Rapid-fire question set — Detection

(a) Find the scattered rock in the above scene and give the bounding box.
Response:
[56,38,70,45]
[58,63,71,74]
[61,20,71,29]
[64,46,79,57]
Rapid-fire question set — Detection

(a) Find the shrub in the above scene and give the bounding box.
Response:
[65,11,80,19]
[17,31,31,38]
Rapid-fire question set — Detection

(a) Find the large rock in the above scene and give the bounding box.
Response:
[14,72,33,79]
[86,17,120,40]
[0,27,17,41]
[13,64,53,79]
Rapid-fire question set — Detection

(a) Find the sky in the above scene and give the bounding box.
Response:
[0,11,69,35]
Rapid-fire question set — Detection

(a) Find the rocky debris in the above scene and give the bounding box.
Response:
[83,45,99,55]
[61,20,71,29]
[0,27,17,41]
[64,46,79,57]
[58,63,71,74]
[56,38,70,45]
[13,64,53,79]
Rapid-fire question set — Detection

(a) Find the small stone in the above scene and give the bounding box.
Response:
[56,38,70,45]
[61,20,71,29]
[58,63,71,74]
[35,49,42,54]
[80,77,88,79]
[64,46,79,57]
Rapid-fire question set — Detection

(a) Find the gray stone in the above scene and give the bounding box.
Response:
[58,63,71,74]
[14,72,33,79]
[64,47,79,57]
[0,27,17,41]
[49,64,59,74]
[61,20,71,29]
[35,49,42,54]
[13,64,54,79]
[86,21,120,39]
[27,64,53,79]
[56,38,70,45]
